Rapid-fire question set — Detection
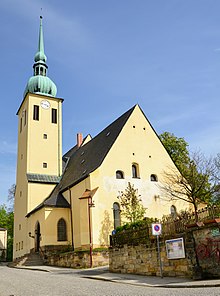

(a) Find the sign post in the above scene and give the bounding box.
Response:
[152,223,163,278]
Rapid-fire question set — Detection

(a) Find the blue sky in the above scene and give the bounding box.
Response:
[0,0,220,205]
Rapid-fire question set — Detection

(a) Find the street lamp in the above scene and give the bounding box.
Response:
[88,196,95,268]
[79,188,98,268]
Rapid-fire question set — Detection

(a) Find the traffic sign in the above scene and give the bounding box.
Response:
[152,223,162,236]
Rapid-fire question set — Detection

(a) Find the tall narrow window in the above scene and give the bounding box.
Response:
[24,110,27,126]
[113,202,121,229]
[52,108,57,124]
[33,105,39,121]
[57,218,67,241]
[132,163,139,178]
[171,205,177,219]
[20,117,22,133]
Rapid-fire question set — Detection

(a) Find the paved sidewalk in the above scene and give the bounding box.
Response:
[11,264,220,288]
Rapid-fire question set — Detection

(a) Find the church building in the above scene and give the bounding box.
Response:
[13,17,187,260]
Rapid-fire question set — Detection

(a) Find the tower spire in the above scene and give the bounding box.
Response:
[34,16,47,63]
[23,16,57,98]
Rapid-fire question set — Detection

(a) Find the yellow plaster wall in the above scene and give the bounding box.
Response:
[26,94,63,176]
[89,105,188,247]
[62,177,91,250]
[14,93,63,259]
[28,183,56,212]
[25,208,71,253]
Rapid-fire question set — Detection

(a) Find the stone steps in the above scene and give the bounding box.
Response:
[15,252,44,267]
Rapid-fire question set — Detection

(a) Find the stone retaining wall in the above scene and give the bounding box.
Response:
[44,249,109,269]
[109,235,194,278]
[109,220,220,279]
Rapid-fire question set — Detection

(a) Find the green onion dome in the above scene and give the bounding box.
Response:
[24,75,57,98]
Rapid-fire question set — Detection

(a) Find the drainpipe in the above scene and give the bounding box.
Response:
[58,100,61,176]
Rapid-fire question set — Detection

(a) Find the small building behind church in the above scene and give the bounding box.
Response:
[13,17,188,261]
[0,228,7,261]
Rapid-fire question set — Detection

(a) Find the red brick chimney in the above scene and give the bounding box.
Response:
[77,133,83,148]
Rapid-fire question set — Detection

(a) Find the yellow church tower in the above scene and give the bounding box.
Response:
[13,16,63,259]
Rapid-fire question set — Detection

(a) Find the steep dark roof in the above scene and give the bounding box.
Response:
[59,105,136,192]
[26,105,136,217]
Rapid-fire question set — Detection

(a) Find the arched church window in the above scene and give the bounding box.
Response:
[170,205,177,219]
[113,202,121,230]
[132,163,139,178]
[57,218,67,241]
[40,67,44,75]
[116,170,124,179]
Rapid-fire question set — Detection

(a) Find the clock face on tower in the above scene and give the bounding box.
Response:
[40,100,51,109]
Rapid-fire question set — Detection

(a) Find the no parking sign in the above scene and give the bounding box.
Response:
[152,223,162,236]
[152,223,163,278]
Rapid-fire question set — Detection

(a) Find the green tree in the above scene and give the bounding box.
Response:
[117,182,145,223]
[160,151,214,221]
[159,132,189,170]
[0,204,14,261]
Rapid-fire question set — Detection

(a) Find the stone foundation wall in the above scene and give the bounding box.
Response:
[109,220,220,279]
[44,249,109,269]
[109,236,193,278]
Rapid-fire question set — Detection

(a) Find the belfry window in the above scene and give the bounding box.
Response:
[24,109,27,126]
[57,218,67,241]
[52,108,57,124]
[20,117,22,133]
[33,105,39,121]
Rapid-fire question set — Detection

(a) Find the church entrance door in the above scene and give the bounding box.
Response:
[35,221,41,252]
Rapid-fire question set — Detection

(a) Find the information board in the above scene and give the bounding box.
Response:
[165,237,185,259]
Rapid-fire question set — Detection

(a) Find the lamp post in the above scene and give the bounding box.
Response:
[79,188,98,268]
[88,196,95,268]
